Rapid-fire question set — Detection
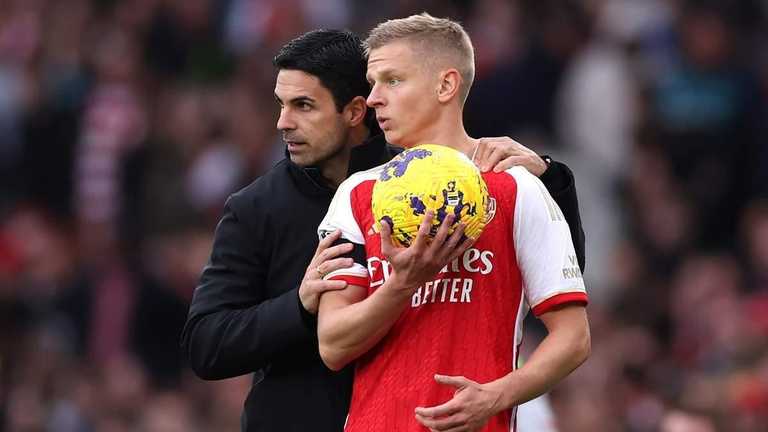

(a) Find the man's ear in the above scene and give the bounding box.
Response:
[436,68,462,104]
[344,96,368,127]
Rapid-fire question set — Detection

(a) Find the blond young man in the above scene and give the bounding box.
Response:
[317,14,590,432]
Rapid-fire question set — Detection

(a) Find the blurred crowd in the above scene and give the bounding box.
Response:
[0,0,766,431]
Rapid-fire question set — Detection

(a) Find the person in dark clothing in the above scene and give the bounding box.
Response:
[180,29,586,432]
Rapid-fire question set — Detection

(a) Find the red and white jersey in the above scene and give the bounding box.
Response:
[318,165,587,432]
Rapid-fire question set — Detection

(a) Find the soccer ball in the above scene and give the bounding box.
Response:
[372,144,490,247]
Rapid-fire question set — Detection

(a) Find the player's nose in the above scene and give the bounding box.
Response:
[367,84,385,108]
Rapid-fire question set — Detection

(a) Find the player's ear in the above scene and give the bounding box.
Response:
[343,96,368,127]
[436,69,461,104]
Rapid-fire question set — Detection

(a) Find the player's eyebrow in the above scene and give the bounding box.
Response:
[367,68,397,83]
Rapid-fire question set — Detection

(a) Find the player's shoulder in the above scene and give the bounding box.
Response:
[482,165,533,191]
[499,165,546,194]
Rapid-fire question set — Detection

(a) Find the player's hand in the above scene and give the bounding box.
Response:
[414,375,503,432]
[299,230,354,314]
[380,211,473,293]
[473,136,547,176]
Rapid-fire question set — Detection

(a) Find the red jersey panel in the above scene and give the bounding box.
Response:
[319,165,587,432]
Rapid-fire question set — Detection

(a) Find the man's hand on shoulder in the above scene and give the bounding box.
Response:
[299,230,354,314]
[473,136,548,176]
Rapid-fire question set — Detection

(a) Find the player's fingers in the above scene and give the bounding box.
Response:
[429,214,455,253]
[414,399,461,420]
[447,234,475,263]
[379,219,396,258]
[434,374,472,388]
[415,412,467,431]
[441,223,466,255]
[412,211,435,251]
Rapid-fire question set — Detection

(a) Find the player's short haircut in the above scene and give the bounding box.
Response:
[274,30,374,128]
[365,13,475,105]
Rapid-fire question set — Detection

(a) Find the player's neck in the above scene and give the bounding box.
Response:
[420,112,476,158]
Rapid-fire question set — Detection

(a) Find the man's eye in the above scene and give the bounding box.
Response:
[388,79,401,86]
[298,102,312,110]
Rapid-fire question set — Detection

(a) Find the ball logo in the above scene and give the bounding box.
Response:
[379,148,432,181]
[445,181,461,206]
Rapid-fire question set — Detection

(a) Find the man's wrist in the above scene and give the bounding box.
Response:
[379,272,417,301]
[539,155,552,176]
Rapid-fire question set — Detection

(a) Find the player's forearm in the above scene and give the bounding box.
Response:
[490,312,590,410]
[318,280,413,370]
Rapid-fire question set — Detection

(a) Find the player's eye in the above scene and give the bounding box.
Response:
[388,78,401,87]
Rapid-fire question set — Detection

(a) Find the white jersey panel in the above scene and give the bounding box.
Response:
[317,167,380,245]
[508,166,586,312]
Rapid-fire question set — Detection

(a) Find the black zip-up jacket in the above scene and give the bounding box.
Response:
[180,134,585,432]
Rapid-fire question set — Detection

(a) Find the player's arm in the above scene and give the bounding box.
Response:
[473,136,585,271]
[416,169,589,431]
[415,306,588,431]
[317,278,410,371]
[180,194,351,380]
[318,212,472,371]
[493,304,589,405]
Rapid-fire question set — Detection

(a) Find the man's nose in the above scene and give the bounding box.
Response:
[276,108,295,130]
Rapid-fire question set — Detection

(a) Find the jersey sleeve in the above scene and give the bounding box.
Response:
[510,166,588,316]
[317,175,370,287]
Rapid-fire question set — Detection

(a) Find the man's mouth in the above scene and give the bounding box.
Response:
[285,140,306,152]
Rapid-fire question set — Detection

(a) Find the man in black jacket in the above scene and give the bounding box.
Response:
[180,29,585,432]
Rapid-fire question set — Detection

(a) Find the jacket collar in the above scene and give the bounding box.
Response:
[285,133,394,196]
[347,133,392,176]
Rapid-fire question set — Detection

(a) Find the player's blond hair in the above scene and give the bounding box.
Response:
[365,12,475,105]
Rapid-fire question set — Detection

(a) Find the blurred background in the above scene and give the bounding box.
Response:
[0,0,767,430]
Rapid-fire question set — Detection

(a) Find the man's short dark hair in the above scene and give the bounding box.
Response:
[274,29,370,113]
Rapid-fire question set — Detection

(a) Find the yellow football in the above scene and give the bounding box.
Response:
[372,144,490,247]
